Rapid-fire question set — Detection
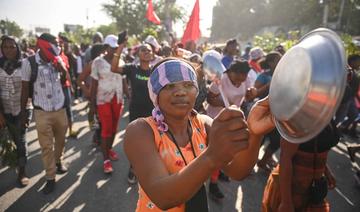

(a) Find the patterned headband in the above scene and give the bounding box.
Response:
[148,59,198,132]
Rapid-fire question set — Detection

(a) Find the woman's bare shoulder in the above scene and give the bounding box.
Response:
[125,118,153,140]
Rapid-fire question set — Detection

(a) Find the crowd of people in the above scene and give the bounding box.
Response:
[0,30,359,211]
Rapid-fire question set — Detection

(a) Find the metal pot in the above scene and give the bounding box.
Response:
[269,28,346,143]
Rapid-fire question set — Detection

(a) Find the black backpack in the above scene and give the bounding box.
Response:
[27,55,38,99]
[27,55,68,99]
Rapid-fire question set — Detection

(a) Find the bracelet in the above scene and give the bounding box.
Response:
[113,53,120,57]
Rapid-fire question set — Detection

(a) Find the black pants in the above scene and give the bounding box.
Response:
[4,113,28,167]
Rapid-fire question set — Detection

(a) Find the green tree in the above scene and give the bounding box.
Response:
[102,0,185,40]
[97,23,118,37]
[210,0,360,41]
[60,26,95,44]
[0,19,23,37]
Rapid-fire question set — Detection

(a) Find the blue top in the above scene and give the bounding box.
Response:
[255,70,273,99]
[221,55,233,69]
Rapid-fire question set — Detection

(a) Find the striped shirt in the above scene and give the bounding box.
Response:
[0,61,28,116]
[22,52,65,111]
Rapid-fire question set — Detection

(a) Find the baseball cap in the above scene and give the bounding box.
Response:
[145,35,160,51]
[104,34,118,48]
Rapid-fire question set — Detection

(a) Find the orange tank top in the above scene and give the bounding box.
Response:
[135,114,208,212]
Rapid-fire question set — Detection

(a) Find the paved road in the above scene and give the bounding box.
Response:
[1,101,359,212]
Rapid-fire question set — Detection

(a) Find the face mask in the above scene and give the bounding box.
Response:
[51,44,62,56]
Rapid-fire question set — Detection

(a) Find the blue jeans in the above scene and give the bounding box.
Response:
[63,87,74,123]
[4,113,27,167]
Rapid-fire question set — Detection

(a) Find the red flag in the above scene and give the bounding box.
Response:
[181,0,201,45]
[146,0,161,25]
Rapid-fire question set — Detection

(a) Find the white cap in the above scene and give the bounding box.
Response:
[249,47,265,60]
[104,34,118,48]
[145,35,160,51]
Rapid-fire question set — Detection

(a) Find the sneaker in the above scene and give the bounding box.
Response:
[127,169,137,184]
[218,171,230,182]
[103,160,113,174]
[209,182,224,200]
[108,149,119,161]
[42,179,55,194]
[56,162,68,174]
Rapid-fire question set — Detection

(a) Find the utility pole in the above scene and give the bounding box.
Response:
[336,0,346,30]
[164,0,176,42]
[322,0,329,27]
[165,0,176,33]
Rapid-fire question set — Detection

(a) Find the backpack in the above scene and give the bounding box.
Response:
[27,55,38,99]
[27,55,68,99]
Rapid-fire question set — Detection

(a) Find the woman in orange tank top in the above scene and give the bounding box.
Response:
[124,58,275,211]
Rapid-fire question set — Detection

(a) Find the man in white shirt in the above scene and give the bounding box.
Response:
[21,33,69,194]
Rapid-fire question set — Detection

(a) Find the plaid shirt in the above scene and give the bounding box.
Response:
[23,51,65,111]
[0,63,26,116]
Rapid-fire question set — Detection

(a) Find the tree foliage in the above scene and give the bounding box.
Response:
[61,26,95,45]
[102,0,185,40]
[0,19,23,38]
[211,0,360,41]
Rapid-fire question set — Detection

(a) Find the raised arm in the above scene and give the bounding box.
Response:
[125,108,249,210]
[124,119,216,210]
[111,43,126,74]
[222,97,276,180]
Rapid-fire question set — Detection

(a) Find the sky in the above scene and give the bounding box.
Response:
[0,0,217,37]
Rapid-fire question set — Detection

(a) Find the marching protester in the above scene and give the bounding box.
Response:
[262,119,339,212]
[124,58,274,211]
[21,33,69,194]
[77,43,105,145]
[335,54,360,138]
[254,51,282,171]
[144,35,163,66]
[90,34,125,174]
[221,38,239,69]
[247,47,265,86]
[84,32,104,64]
[0,35,29,187]
[206,59,257,199]
[111,34,154,184]
[59,35,78,138]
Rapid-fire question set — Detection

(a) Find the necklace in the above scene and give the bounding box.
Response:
[167,121,196,165]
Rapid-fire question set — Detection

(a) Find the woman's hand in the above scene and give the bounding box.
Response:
[205,106,249,169]
[247,96,275,135]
